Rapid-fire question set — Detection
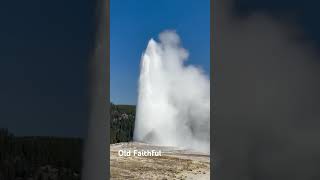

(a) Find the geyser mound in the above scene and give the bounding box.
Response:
[133,30,210,153]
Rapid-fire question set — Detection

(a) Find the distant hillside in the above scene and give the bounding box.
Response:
[0,128,82,180]
[110,103,136,144]
[116,105,136,115]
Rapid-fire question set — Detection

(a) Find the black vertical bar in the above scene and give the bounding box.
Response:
[82,0,109,179]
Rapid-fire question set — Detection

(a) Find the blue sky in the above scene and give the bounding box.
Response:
[1,0,319,136]
[0,0,95,136]
[110,0,210,105]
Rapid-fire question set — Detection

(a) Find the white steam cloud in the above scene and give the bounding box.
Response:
[133,30,210,153]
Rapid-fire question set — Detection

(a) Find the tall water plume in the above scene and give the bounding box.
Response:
[134,30,210,153]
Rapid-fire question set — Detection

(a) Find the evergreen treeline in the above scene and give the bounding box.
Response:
[0,128,82,180]
[110,103,136,144]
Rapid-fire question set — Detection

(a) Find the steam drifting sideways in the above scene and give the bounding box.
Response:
[133,31,210,153]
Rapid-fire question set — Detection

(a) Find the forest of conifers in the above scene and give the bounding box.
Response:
[110,103,136,144]
[0,129,82,180]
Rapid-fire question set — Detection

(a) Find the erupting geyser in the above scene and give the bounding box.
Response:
[133,30,210,153]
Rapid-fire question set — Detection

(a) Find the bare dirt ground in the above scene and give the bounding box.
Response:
[110,142,210,180]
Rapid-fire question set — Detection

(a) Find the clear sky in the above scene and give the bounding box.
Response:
[110,0,211,105]
[1,0,319,136]
[0,0,95,137]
